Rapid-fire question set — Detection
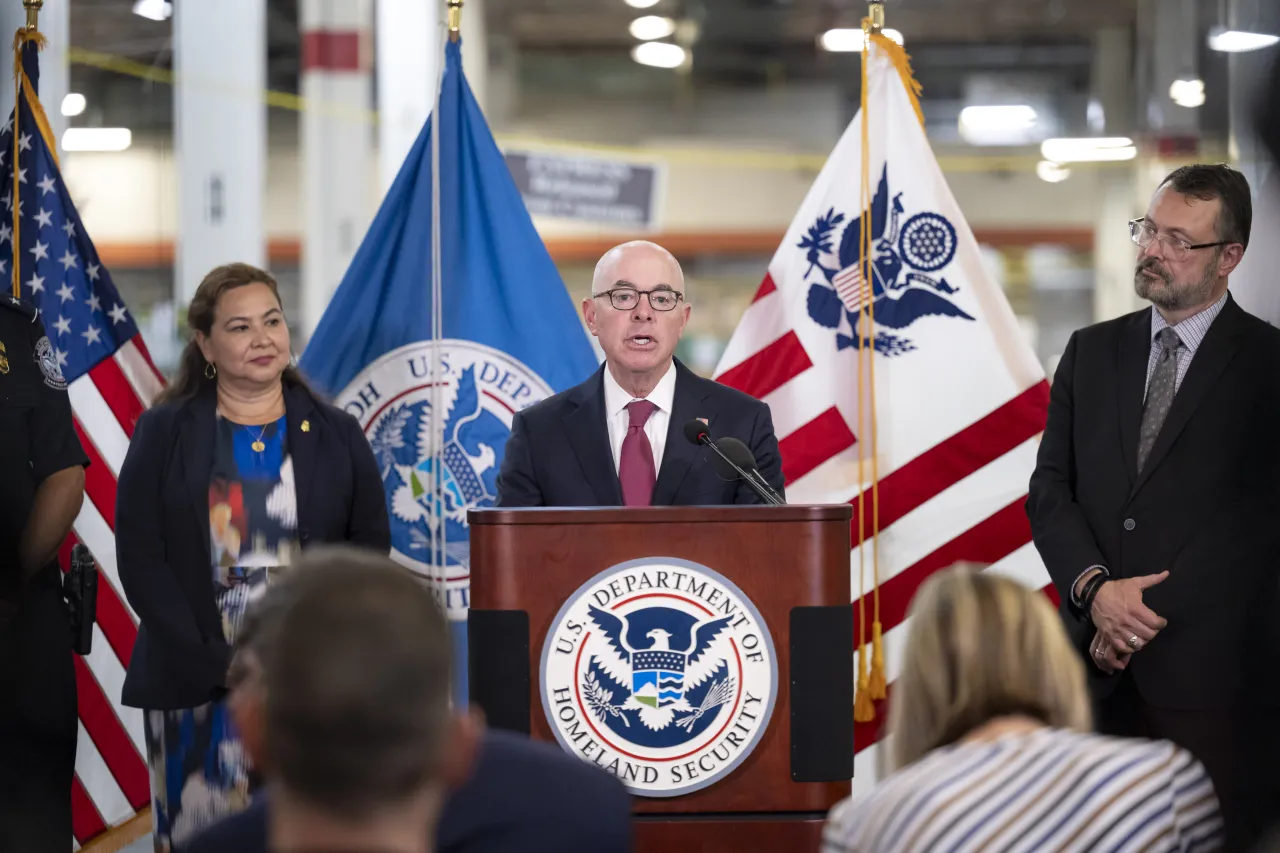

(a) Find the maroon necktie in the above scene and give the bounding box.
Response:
[619,400,658,506]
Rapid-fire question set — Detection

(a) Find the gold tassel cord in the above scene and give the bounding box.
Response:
[10,27,59,300]
[861,20,886,704]
[852,22,874,725]
[856,22,928,712]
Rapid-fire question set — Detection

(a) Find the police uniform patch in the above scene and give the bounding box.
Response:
[34,335,66,389]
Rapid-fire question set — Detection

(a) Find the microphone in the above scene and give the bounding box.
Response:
[682,420,785,506]
[714,437,786,507]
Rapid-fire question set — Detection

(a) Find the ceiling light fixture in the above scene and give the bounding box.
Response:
[1207,27,1279,52]
[61,93,86,117]
[62,128,133,153]
[131,0,172,22]
[1036,161,1071,183]
[624,0,661,8]
[1169,77,1205,108]
[1040,137,1137,163]
[819,27,903,53]
[632,42,686,69]
[629,15,676,41]
[958,104,1038,146]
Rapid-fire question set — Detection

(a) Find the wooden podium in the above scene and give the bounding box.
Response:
[468,505,854,851]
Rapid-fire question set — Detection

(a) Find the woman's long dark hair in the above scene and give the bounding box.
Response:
[156,262,315,404]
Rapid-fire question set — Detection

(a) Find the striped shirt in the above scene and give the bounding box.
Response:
[822,728,1223,853]
[1145,292,1227,398]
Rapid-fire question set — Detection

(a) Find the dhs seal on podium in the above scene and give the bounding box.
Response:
[337,340,553,618]
[540,558,777,797]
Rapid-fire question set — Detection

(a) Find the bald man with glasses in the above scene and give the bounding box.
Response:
[1028,164,1280,851]
[495,240,784,508]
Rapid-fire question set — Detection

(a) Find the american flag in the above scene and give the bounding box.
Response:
[713,36,1053,790]
[4,33,161,847]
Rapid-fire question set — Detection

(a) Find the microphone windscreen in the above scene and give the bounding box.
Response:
[708,436,759,480]
[718,437,759,470]
[683,419,711,446]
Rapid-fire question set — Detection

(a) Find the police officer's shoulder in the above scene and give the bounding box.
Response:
[0,293,38,324]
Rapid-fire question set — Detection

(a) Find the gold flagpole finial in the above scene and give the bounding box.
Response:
[447,0,463,43]
[868,2,884,33]
[23,0,42,31]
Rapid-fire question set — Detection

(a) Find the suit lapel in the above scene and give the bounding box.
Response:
[1131,297,1247,496]
[651,363,711,506]
[179,392,217,569]
[562,367,623,505]
[1117,310,1151,486]
[284,384,319,533]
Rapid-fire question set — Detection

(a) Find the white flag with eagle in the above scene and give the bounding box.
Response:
[713,29,1053,791]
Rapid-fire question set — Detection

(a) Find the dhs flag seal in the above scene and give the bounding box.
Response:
[337,340,554,618]
[540,558,777,797]
[298,38,599,703]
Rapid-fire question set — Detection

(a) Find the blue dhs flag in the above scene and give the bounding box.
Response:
[301,39,598,701]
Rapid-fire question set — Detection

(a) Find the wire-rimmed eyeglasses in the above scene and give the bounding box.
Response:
[1128,218,1232,262]
[592,287,685,312]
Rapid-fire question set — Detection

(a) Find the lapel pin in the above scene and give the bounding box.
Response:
[301,420,311,433]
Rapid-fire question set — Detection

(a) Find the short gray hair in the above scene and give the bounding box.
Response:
[262,546,453,819]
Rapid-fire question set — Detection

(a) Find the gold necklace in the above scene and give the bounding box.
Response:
[248,423,269,453]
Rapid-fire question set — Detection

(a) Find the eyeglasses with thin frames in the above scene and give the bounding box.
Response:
[1128,218,1232,262]
[592,287,685,312]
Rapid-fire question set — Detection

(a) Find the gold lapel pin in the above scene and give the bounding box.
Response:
[301,420,311,432]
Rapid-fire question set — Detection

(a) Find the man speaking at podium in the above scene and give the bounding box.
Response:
[496,241,784,507]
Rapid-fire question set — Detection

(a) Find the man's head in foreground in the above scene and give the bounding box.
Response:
[243,546,479,853]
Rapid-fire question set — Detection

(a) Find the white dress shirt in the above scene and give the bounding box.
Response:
[602,361,677,475]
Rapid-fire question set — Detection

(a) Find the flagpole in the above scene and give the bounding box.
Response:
[430,1,446,598]
[23,0,41,30]
[448,0,462,41]
[868,1,883,34]
[11,0,39,298]
[429,1,462,603]
[853,0,891,723]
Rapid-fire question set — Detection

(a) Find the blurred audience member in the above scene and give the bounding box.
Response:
[182,546,634,853]
[260,546,466,853]
[822,566,1222,853]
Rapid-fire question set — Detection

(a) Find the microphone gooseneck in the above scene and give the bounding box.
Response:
[681,419,784,506]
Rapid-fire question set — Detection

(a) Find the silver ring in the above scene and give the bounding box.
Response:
[1127,634,1140,649]
[1094,645,1104,658]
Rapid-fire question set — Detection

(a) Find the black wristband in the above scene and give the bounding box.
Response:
[1080,573,1107,618]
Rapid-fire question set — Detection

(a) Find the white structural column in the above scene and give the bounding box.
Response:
[1226,0,1280,326]
[375,0,488,193]
[0,0,68,153]
[460,0,487,118]
[301,0,374,339]
[376,0,438,193]
[174,0,266,305]
[1090,26,1142,322]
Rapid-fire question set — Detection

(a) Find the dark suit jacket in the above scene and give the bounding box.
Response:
[178,729,634,853]
[495,361,784,507]
[1027,295,1280,710]
[115,381,390,710]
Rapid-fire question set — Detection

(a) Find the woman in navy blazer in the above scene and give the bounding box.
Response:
[114,262,389,852]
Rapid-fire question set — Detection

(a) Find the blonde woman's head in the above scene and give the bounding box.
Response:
[888,565,1091,770]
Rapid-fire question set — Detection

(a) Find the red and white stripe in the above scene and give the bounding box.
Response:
[712,41,1053,791]
[717,280,1052,788]
[61,337,165,845]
